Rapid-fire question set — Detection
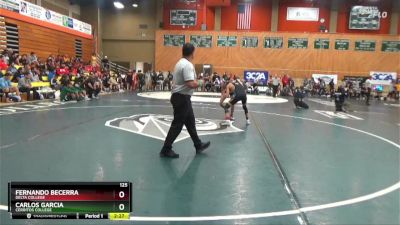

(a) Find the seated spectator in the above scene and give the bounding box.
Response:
[116,73,125,90]
[84,73,101,99]
[0,55,8,73]
[294,86,309,109]
[8,62,18,77]
[51,74,61,90]
[60,81,78,102]
[32,69,41,82]
[56,63,69,76]
[18,71,39,101]
[0,72,21,102]
[91,53,97,67]
[109,76,119,92]
[29,52,38,64]
[74,74,86,90]
[102,74,111,92]
[21,54,29,66]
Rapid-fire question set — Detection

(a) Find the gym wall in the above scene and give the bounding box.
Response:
[155,30,400,79]
[1,10,93,62]
[101,0,161,68]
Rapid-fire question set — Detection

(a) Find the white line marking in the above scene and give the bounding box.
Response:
[139,91,288,104]
[0,143,16,149]
[0,105,399,222]
[297,216,305,225]
[314,110,364,120]
[28,135,40,141]
[384,103,400,107]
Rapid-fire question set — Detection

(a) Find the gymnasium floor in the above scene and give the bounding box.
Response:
[0,92,399,225]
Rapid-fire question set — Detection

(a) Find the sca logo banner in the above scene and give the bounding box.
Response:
[244,71,268,84]
[369,72,397,85]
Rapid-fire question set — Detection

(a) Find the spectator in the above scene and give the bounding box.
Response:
[166,71,173,90]
[60,81,78,102]
[214,77,221,92]
[31,71,40,82]
[126,70,133,91]
[102,74,111,92]
[365,78,372,105]
[157,72,164,90]
[1,49,11,64]
[0,55,8,72]
[21,54,29,66]
[84,73,101,99]
[109,76,119,92]
[387,80,399,100]
[102,56,109,70]
[197,74,203,92]
[151,71,157,91]
[91,53,97,67]
[0,72,21,102]
[145,71,151,91]
[222,72,228,82]
[329,79,335,96]
[282,74,289,88]
[138,70,145,92]
[334,86,346,112]
[294,86,309,109]
[56,63,69,76]
[29,52,38,64]
[272,75,280,97]
[133,70,139,91]
[18,71,39,101]
[51,74,61,90]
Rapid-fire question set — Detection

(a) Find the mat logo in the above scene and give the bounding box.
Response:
[105,114,243,143]
[314,110,363,120]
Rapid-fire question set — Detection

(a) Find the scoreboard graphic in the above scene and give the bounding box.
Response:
[349,6,381,30]
[8,182,132,220]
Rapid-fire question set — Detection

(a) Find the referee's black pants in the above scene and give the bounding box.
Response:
[272,85,279,97]
[163,93,202,150]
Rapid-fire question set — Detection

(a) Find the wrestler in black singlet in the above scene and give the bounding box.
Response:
[229,81,247,105]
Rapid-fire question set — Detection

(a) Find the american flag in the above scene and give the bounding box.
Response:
[237,3,252,30]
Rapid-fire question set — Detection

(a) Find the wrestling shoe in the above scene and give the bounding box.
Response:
[196,141,210,154]
[221,120,232,126]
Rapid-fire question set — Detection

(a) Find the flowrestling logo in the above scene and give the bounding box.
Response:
[244,71,268,84]
[105,114,243,143]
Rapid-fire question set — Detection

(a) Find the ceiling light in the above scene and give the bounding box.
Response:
[132,3,138,8]
[113,1,124,9]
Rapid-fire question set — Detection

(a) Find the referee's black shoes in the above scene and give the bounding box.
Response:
[160,148,179,158]
[160,141,210,158]
[196,141,211,154]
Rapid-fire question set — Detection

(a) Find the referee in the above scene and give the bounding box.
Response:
[160,43,210,158]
